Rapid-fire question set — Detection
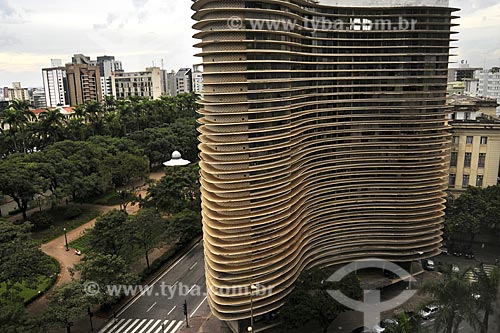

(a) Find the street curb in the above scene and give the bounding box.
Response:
[94,235,204,329]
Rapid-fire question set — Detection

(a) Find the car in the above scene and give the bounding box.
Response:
[472,293,481,300]
[440,246,449,255]
[380,318,399,328]
[351,327,370,333]
[464,248,475,259]
[452,264,460,273]
[423,259,435,271]
[451,244,463,257]
[419,305,439,320]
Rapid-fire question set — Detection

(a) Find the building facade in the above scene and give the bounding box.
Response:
[95,55,123,96]
[5,82,30,101]
[161,69,177,96]
[31,88,47,109]
[448,96,500,192]
[111,67,162,100]
[193,0,456,330]
[65,62,103,106]
[477,67,500,100]
[192,67,204,95]
[175,68,193,95]
[42,65,70,107]
[448,61,481,83]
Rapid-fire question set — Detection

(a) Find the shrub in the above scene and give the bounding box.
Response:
[63,206,83,220]
[29,211,52,232]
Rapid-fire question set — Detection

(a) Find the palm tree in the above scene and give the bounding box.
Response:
[422,266,475,333]
[385,312,428,333]
[470,265,500,333]
[0,100,34,153]
[38,108,66,145]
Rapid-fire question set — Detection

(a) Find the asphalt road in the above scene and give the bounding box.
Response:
[98,241,207,333]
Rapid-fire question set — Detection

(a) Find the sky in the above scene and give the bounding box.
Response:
[0,0,499,88]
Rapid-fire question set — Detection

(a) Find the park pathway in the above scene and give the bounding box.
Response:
[27,170,165,314]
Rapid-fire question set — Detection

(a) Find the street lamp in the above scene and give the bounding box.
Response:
[248,284,258,332]
[163,151,191,167]
[63,227,69,251]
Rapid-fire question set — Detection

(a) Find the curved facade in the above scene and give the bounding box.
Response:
[192,0,457,326]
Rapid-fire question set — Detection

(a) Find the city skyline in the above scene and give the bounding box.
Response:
[0,0,500,87]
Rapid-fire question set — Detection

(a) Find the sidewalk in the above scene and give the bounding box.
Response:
[27,171,165,316]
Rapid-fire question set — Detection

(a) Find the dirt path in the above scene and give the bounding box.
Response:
[28,170,165,314]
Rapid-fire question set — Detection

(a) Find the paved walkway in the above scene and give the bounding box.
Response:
[27,171,165,315]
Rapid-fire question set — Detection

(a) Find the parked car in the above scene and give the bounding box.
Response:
[419,305,439,320]
[464,248,475,259]
[380,318,399,329]
[422,259,435,271]
[440,246,449,255]
[451,244,463,257]
[452,264,460,273]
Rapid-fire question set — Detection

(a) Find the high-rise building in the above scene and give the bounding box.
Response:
[66,60,103,106]
[193,0,456,331]
[5,82,30,101]
[192,66,204,95]
[111,67,162,100]
[175,68,193,95]
[31,88,47,109]
[42,63,70,107]
[95,55,123,96]
[161,69,177,96]
[477,67,500,100]
[448,61,482,83]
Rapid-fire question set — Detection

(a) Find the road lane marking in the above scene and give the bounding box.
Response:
[190,296,208,318]
[171,321,184,332]
[122,318,141,333]
[167,305,177,316]
[146,302,157,313]
[153,320,173,333]
[130,319,148,333]
[137,320,155,333]
[189,262,198,270]
[173,280,179,286]
[143,319,161,333]
[187,285,197,293]
[105,318,127,333]
[115,241,202,317]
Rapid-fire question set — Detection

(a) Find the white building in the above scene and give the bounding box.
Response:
[42,62,69,107]
[111,67,162,100]
[192,67,204,95]
[95,56,123,96]
[6,82,30,101]
[161,70,177,96]
[175,68,193,95]
[477,68,500,100]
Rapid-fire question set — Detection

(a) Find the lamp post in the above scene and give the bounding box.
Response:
[87,306,94,331]
[64,227,69,251]
[247,284,258,332]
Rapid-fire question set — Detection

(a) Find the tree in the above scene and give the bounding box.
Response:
[423,266,475,333]
[88,210,133,259]
[470,266,500,333]
[0,219,53,333]
[0,154,48,219]
[71,253,137,305]
[385,312,428,333]
[0,100,34,153]
[147,164,200,213]
[129,208,166,269]
[37,108,66,146]
[280,267,362,333]
[42,280,91,333]
[167,209,202,246]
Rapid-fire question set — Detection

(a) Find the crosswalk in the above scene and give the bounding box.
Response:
[467,264,496,283]
[99,318,184,333]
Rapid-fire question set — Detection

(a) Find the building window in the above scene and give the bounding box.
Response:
[480,136,488,145]
[452,136,459,144]
[466,136,473,144]
[449,174,456,187]
[478,153,486,168]
[463,175,470,188]
[450,152,458,167]
[476,175,484,187]
[464,153,472,168]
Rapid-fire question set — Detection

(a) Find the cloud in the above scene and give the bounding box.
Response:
[0,0,16,17]
[131,0,150,9]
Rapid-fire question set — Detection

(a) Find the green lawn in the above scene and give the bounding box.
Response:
[69,231,92,253]
[89,191,135,206]
[32,205,101,243]
[0,257,59,304]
